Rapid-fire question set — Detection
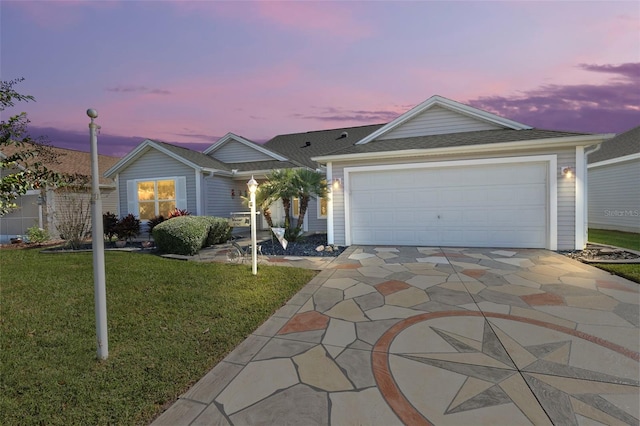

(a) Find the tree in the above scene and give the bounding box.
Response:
[260,168,328,241]
[261,169,298,233]
[0,78,60,215]
[292,168,327,236]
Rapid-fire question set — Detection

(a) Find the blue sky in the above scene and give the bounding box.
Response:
[1,1,638,156]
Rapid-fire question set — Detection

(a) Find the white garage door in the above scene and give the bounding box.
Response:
[348,162,548,248]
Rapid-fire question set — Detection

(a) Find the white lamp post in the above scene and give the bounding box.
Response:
[247,176,258,275]
[88,108,108,360]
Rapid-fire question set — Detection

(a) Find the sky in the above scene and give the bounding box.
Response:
[1,1,639,157]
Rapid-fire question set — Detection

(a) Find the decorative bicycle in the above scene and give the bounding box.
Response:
[227,241,262,263]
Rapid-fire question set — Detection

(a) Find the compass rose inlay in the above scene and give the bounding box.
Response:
[373,311,639,426]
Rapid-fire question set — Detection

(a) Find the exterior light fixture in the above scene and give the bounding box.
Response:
[247,176,258,275]
[333,178,342,189]
[562,167,574,178]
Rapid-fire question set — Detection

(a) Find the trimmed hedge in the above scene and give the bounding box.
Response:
[152,215,232,256]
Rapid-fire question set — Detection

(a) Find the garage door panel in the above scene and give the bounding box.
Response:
[349,162,548,248]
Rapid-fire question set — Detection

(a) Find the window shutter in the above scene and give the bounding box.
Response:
[126,180,137,216]
[176,177,187,210]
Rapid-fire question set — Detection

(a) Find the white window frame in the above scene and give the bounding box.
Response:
[126,176,187,220]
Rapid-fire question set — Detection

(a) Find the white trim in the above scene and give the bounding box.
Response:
[203,132,288,161]
[126,176,183,219]
[343,155,558,250]
[105,140,221,178]
[575,146,586,249]
[588,152,640,168]
[355,95,532,146]
[314,134,614,163]
[326,162,334,245]
[195,170,202,215]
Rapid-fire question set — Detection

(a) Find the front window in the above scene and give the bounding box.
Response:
[137,179,176,220]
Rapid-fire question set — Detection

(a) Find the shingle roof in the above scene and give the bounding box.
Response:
[223,160,303,172]
[264,124,385,168]
[152,140,230,170]
[314,128,589,158]
[0,142,120,185]
[587,125,640,164]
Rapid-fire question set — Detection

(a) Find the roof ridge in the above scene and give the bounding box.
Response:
[270,123,385,139]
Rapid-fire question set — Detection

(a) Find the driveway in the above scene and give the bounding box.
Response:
[153,246,640,425]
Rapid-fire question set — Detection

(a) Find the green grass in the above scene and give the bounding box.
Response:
[588,228,640,251]
[593,263,640,283]
[0,248,316,425]
[587,228,640,283]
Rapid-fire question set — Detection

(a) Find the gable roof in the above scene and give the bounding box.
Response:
[203,132,287,161]
[0,142,120,186]
[104,139,228,177]
[104,139,301,178]
[588,125,640,164]
[355,95,532,146]
[264,123,384,169]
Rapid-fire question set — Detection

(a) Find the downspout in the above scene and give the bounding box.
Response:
[583,143,602,246]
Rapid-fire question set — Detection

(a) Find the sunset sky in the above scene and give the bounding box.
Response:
[1,1,639,157]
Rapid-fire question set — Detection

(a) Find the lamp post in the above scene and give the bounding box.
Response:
[88,108,108,360]
[247,176,258,275]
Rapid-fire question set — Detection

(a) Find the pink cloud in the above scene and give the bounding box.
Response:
[168,1,372,40]
[254,2,372,40]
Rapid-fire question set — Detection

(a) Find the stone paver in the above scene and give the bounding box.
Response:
[153,246,640,426]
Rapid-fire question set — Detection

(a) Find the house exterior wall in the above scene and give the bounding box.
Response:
[378,105,501,140]
[588,158,640,233]
[209,140,273,163]
[329,146,577,250]
[203,175,245,219]
[305,197,327,233]
[0,192,40,239]
[116,149,197,218]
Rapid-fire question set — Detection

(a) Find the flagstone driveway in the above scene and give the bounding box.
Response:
[153,246,640,425]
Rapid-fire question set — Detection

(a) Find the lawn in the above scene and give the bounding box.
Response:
[588,228,640,283]
[588,228,640,251]
[0,248,316,425]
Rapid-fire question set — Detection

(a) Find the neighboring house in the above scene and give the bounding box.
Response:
[105,95,613,250]
[0,144,120,242]
[587,125,640,234]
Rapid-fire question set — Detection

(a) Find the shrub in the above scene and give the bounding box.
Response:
[147,215,165,237]
[26,225,49,244]
[115,214,141,242]
[195,216,232,247]
[54,187,91,249]
[167,208,191,219]
[103,211,119,241]
[152,216,209,255]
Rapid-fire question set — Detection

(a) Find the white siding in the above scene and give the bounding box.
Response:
[209,140,273,163]
[117,149,198,217]
[378,105,501,140]
[588,159,640,233]
[331,147,577,250]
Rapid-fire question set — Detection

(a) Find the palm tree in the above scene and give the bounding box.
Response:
[262,169,298,231]
[292,169,327,236]
[254,183,278,228]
